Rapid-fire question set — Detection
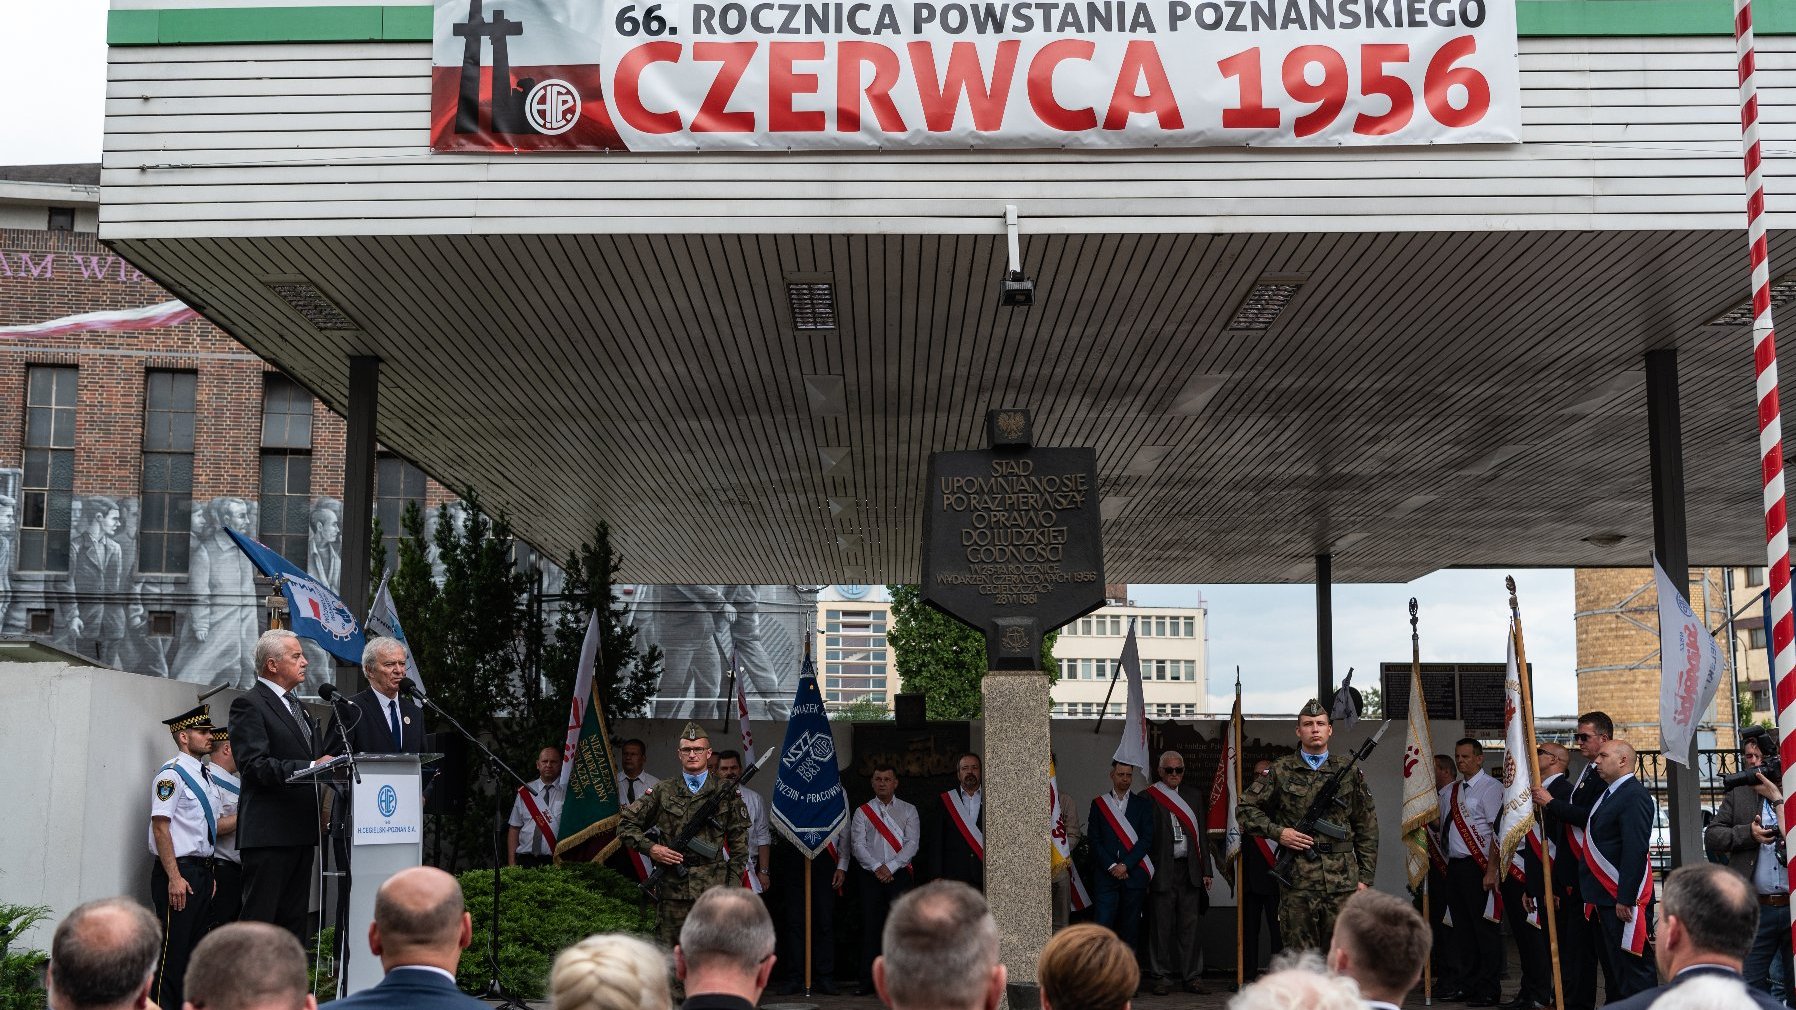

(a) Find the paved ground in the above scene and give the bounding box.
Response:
[758,976,1516,1009]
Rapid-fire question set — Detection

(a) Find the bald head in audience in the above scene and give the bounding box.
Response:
[183,923,314,1010]
[370,866,474,973]
[47,899,161,1010]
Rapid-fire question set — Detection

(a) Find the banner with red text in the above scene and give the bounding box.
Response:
[432,0,1519,151]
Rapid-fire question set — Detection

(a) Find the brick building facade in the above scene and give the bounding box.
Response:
[1573,566,1741,753]
[0,166,454,693]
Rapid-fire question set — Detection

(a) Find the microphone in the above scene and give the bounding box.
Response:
[398,677,421,700]
[318,682,341,702]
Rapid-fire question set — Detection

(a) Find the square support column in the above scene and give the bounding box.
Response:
[338,355,379,693]
[982,667,1053,1009]
[1646,348,1703,868]
[1316,553,1334,702]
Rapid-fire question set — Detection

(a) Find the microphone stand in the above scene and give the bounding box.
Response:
[401,681,532,1010]
[318,685,361,996]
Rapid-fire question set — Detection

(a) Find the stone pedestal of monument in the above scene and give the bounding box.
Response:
[983,668,1052,1010]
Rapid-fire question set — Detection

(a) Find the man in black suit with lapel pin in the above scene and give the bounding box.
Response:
[1601,862,1782,1010]
[325,637,425,755]
[1532,710,1614,1010]
[1580,738,1658,1001]
[232,628,335,941]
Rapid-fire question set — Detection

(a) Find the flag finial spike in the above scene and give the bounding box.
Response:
[1408,597,1418,628]
[1506,575,1518,611]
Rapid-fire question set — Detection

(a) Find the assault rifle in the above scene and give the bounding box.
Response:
[640,747,775,898]
[1270,720,1391,888]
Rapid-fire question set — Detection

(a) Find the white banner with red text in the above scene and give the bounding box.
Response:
[431,0,1519,151]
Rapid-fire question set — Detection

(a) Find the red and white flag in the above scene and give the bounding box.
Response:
[1206,685,1243,883]
[0,299,197,338]
[1655,557,1726,764]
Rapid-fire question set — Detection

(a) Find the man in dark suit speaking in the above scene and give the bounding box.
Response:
[1601,862,1782,1010]
[323,866,486,1010]
[232,629,335,940]
[324,637,424,755]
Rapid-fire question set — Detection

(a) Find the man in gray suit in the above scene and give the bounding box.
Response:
[1143,749,1213,995]
[1702,726,1791,1004]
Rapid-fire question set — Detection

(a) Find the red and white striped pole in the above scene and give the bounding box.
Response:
[1733,0,1796,943]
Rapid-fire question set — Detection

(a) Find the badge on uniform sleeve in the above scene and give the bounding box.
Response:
[157,779,176,801]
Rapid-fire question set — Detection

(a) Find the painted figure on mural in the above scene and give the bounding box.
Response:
[180,497,258,687]
[67,495,127,667]
[0,492,15,635]
[631,584,801,720]
[307,499,341,590]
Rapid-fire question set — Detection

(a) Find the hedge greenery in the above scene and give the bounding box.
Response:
[456,863,655,999]
[0,905,48,1010]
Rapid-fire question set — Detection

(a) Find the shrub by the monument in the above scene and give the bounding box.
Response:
[0,905,48,1010]
[455,863,654,999]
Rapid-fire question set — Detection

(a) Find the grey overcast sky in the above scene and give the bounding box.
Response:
[5,2,1587,719]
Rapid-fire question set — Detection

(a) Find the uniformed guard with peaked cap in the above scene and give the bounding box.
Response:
[618,721,750,950]
[1236,698,1378,952]
[148,704,233,1007]
[205,724,245,930]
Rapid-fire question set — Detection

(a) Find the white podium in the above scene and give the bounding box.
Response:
[294,753,426,996]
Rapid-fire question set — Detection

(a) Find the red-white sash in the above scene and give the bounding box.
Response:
[1147,783,1203,849]
[1564,767,1592,867]
[941,790,984,861]
[1427,827,1449,875]
[1097,793,1155,878]
[1255,836,1279,865]
[517,783,558,853]
[1449,781,1492,871]
[1582,787,1654,956]
[862,801,913,871]
[1069,868,1093,910]
[627,848,653,880]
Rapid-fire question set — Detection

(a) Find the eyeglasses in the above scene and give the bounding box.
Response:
[1572,733,1590,742]
[1162,767,1185,775]
[678,746,709,754]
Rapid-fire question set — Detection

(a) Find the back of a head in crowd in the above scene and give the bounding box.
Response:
[678,887,774,976]
[550,934,670,1010]
[49,898,162,1010]
[1037,924,1136,1010]
[1227,952,1363,1010]
[878,881,1003,1010]
[183,923,313,1010]
[373,866,467,956]
[1661,863,1757,958]
[1328,888,1430,1000]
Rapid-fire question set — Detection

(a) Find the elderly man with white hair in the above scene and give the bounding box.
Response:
[324,636,424,755]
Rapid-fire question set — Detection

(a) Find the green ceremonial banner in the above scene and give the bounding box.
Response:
[555,687,623,862]
[555,614,624,862]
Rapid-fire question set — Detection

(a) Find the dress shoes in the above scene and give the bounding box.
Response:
[1437,990,1468,1002]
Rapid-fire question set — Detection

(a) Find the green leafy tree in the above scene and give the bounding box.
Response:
[1358,686,1383,718]
[0,904,48,1010]
[383,494,659,869]
[885,584,1057,720]
[832,696,892,722]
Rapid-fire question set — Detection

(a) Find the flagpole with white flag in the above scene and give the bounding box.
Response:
[1112,619,1149,771]
[1399,599,1439,1004]
[1655,556,1728,765]
[1506,576,1562,1010]
[365,571,424,691]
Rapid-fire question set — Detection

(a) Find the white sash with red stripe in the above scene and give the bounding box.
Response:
[1449,781,1492,871]
[941,790,984,860]
[1147,783,1202,852]
[1097,793,1154,879]
[1255,836,1279,865]
[517,784,558,853]
[1583,787,1654,956]
[1069,868,1093,910]
[862,802,913,871]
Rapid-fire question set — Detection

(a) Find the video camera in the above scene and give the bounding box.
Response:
[1722,754,1782,791]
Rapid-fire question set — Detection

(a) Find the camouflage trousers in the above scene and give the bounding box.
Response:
[1276,888,1355,952]
[655,898,695,949]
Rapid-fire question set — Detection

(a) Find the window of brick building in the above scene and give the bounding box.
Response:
[376,455,427,565]
[20,366,77,572]
[140,370,196,574]
[259,375,313,568]
[47,207,74,232]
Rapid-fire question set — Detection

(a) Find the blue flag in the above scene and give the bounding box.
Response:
[223,527,366,665]
[770,660,849,859]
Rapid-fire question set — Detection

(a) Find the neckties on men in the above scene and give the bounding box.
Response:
[388,699,403,748]
[285,692,312,746]
[627,778,638,803]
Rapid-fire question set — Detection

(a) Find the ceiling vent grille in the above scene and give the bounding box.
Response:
[1225,276,1305,331]
[265,281,357,331]
[787,281,837,331]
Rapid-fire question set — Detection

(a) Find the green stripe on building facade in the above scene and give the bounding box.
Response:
[101,0,1796,44]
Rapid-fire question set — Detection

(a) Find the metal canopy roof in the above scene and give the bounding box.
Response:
[109,225,1775,585]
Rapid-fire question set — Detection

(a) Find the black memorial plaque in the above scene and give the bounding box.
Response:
[1380,661,1530,739]
[921,409,1105,669]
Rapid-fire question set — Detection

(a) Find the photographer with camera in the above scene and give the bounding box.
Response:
[1702,726,1791,1005]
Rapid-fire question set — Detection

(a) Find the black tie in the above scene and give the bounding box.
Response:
[388,699,403,748]
[628,778,638,803]
[284,691,312,746]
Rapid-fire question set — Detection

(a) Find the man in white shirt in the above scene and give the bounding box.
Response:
[616,738,660,804]
[1437,737,1503,1006]
[148,704,233,1008]
[206,725,245,930]
[850,763,918,996]
[717,750,772,892]
[1326,888,1431,1010]
[507,746,565,867]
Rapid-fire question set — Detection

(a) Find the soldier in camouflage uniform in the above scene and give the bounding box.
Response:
[1236,699,1378,952]
[619,722,750,949]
